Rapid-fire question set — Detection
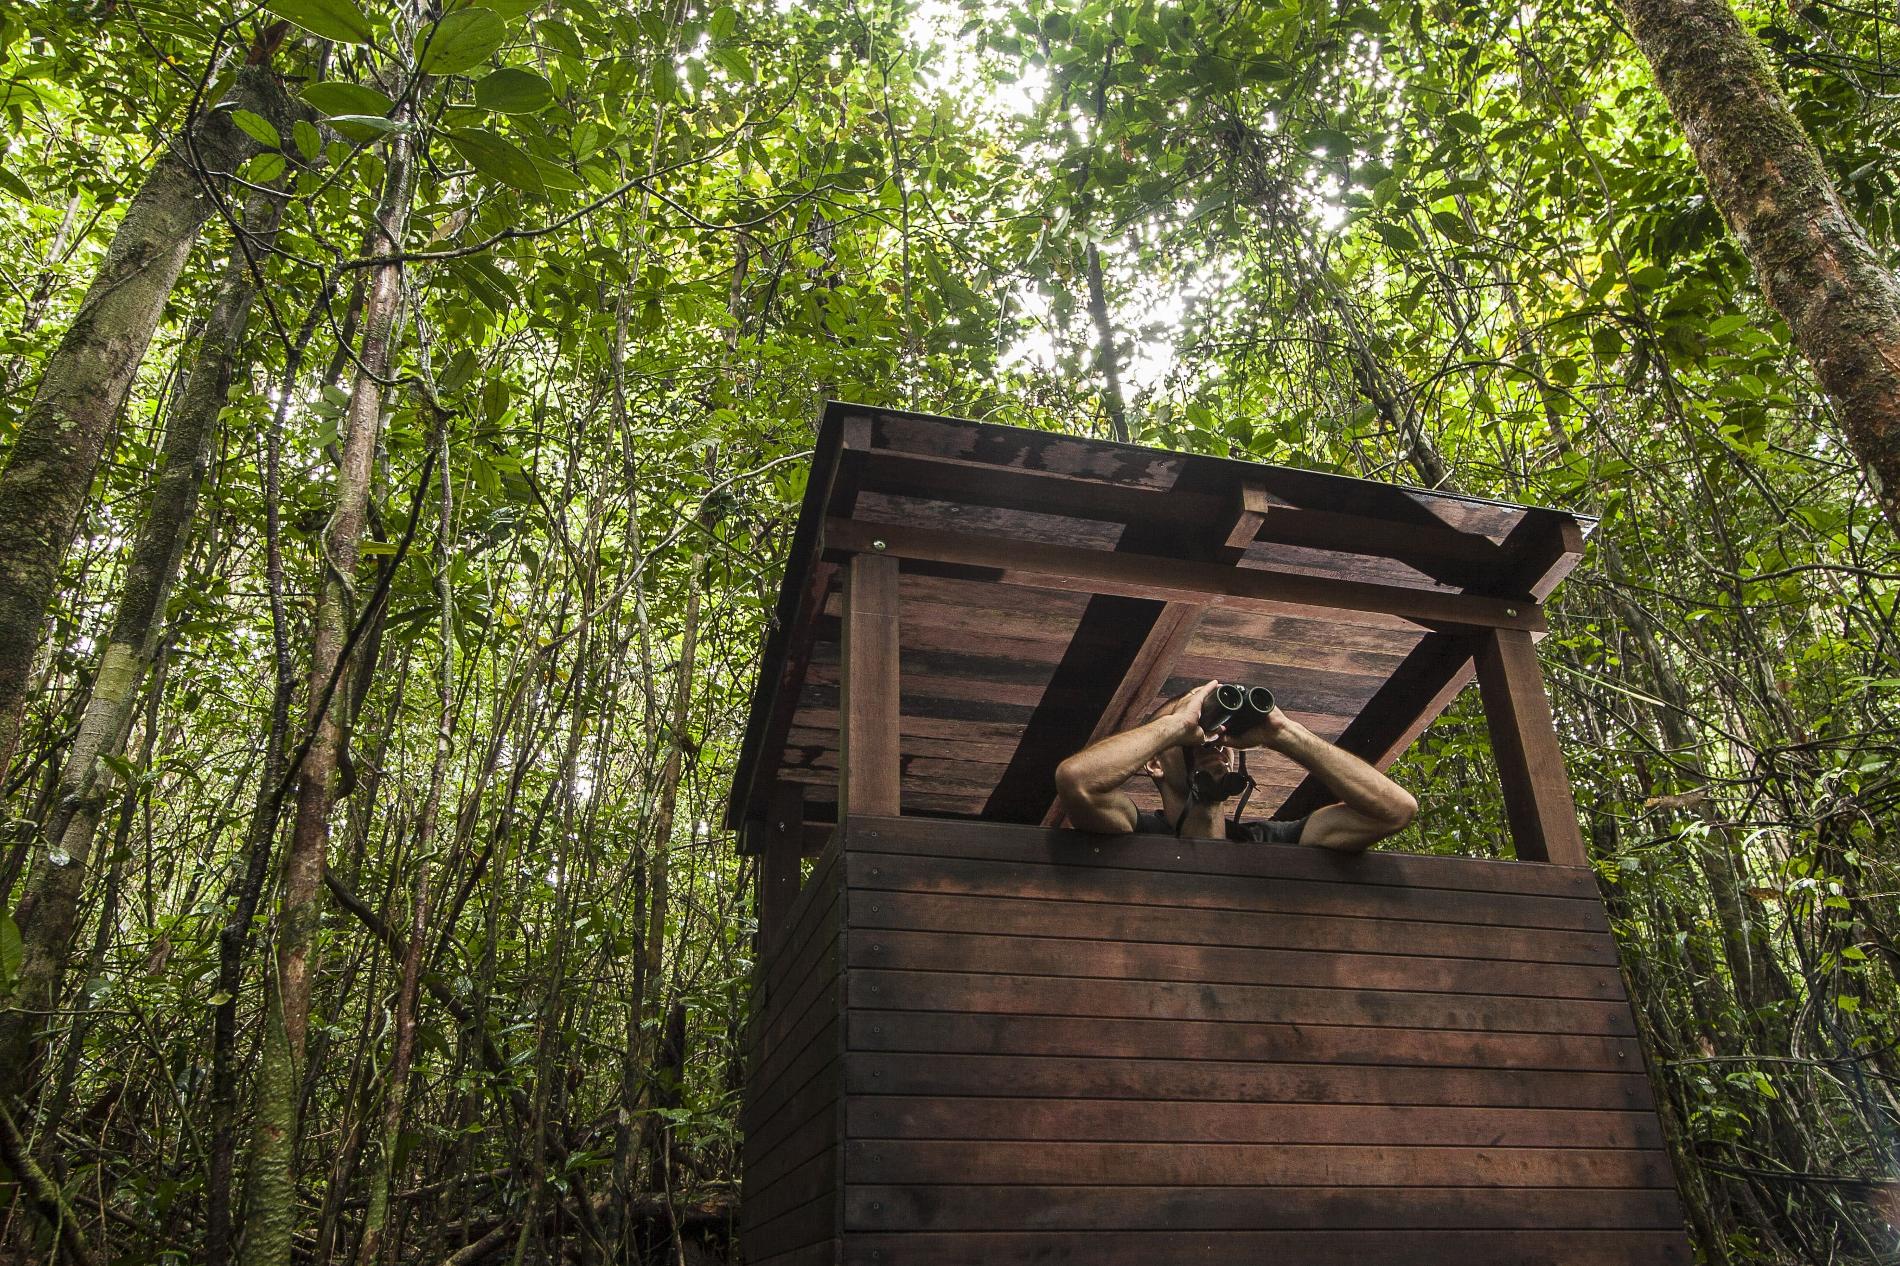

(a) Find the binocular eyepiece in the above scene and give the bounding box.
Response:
[1198,682,1275,738]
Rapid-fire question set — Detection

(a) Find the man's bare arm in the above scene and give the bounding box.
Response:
[1255,715,1418,852]
[1054,683,1217,832]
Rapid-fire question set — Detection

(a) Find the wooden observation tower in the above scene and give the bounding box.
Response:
[728,403,1692,1265]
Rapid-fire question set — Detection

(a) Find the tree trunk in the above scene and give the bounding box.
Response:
[357,406,455,1266]
[1615,0,1900,535]
[0,188,283,1102]
[239,118,416,1266]
[0,65,296,780]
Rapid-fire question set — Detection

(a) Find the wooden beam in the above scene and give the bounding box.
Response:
[755,783,805,952]
[840,551,901,818]
[1274,633,1480,821]
[826,519,1544,633]
[1039,601,1207,827]
[1037,482,1271,828]
[1476,628,1588,867]
[1219,481,1272,563]
[850,448,1536,589]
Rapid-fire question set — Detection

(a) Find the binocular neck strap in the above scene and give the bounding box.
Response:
[1173,751,1257,839]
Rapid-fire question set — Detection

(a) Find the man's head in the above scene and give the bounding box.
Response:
[1142,686,1242,818]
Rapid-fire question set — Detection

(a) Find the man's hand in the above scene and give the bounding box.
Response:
[1161,680,1225,747]
[1222,702,1295,751]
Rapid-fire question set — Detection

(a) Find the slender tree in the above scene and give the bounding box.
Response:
[1614,0,1900,535]
[0,61,298,777]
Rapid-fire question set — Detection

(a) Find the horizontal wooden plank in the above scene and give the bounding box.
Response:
[847,854,1608,934]
[843,1140,1678,1188]
[1191,601,1427,658]
[746,1238,838,1266]
[843,1184,1684,1232]
[796,682,1036,726]
[855,489,1126,549]
[845,816,1599,899]
[744,1132,835,1227]
[788,711,1029,747]
[746,1067,840,1187]
[848,890,1621,966]
[808,660,1052,709]
[846,968,1637,1036]
[846,1098,1665,1147]
[743,1193,835,1262]
[848,929,1627,1000]
[837,1229,1690,1265]
[848,1011,1645,1072]
[747,923,838,1065]
[743,1013,837,1140]
[825,519,1546,632]
[843,1053,1654,1111]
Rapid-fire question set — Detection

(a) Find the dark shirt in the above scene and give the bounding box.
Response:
[1134,809,1309,844]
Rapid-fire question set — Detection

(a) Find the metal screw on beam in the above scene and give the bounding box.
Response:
[872,539,888,551]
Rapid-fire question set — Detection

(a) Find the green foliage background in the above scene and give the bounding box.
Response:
[1,0,1898,1260]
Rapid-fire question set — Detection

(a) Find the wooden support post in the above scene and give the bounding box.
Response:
[1475,628,1588,867]
[755,783,805,951]
[840,550,901,818]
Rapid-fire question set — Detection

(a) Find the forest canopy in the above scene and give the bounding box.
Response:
[1,0,1898,1262]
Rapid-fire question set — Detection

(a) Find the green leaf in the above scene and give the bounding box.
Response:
[474,67,553,113]
[264,0,375,44]
[0,915,20,999]
[293,118,323,161]
[1372,222,1418,253]
[1304,127,1354,156]
[417,8,507,76]
[446,127,545,196]
[531,157,585,192]
[1590,326,1625,359]
[328,115,406,142]
[301,80,397,118]
[0,164,31,201]
[230,108,281,148]
[244,153,288,183]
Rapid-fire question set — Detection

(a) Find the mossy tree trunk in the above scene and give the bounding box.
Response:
[239,119,416,1266]
[1615,0,1900,536]
[0,65,296,781]
[0,188,284,1103]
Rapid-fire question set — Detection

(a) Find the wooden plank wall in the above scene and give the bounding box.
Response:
[741,840,844,1265]
[833,816,1691,1265]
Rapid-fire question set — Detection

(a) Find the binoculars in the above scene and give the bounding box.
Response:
[1187,683,1274,803]
[1198,682,1275,738]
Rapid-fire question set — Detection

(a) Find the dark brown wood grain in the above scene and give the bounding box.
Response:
[842,1140,1677,1188]
[842,1184,1684,1232]
[845,928,1628,1000]
[837,1230,1690,1266]
[846,1010,1646,1070]
[846,853,1609,933]
[847,890,1622,966]
[844,967,1638,1035]
[843,1052,1653,1109]
[846,1097,1664,1147]
[842,815,1599,897]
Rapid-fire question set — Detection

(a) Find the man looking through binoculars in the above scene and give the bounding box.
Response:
[1053,679,1418,852]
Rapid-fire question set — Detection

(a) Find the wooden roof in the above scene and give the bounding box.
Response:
[728,403,1592,842]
